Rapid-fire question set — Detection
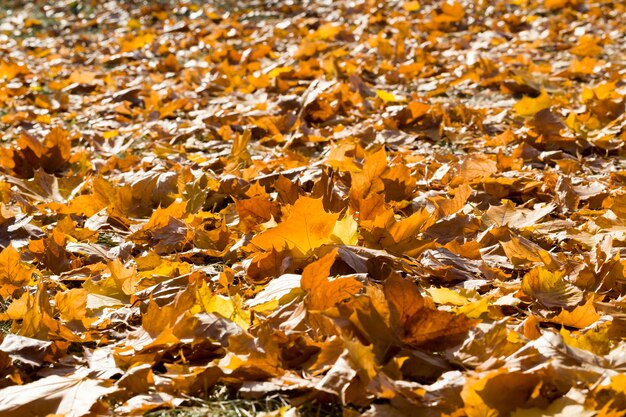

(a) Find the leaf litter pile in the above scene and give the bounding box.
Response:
[0,0,625,415]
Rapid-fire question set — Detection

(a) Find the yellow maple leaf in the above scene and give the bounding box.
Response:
[522,267,583,308]
[301,249,362,311]
[251,196,339,257]
[195,281,250,329]
[55,288,88,322]
[514,90,552,116]
[0,245,34,298]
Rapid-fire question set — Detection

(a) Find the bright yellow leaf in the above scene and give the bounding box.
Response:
[376,89,406,103]
[251,196,339,257]
[403,1,421,12]
[514,90,552,116]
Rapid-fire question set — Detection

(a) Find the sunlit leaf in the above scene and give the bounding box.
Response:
[0,244,33,297]
[0,368,118,417]
[514,90,552,116]
[0,0,624,414]
[251,196,339,257]
[522,267,583,308]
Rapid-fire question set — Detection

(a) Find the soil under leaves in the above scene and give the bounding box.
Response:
[0,0,626,416]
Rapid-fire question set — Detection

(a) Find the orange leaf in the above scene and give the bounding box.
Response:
[350,148,387,201]
[402,1,420,12]
[451,154,497,186]
[384,274,476,348]
[55,289,88,322]
[301,249,362,311]
[513,90,552,116]
[251,196,339,257]
[551,297,600,328]
[41,126,71,173]
[570,35,603,57]
[462,369,541,417]
[0,245,33,298]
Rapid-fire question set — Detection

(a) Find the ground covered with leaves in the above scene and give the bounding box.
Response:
[0,0,625,415]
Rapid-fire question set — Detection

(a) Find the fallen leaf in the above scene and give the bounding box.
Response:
[0,244,33,297]
[522,267,583,308]
[514,90,552,116]
[384,273,476,349]
[550,297,600,328]
[251,196,339,257]
[301,249,363,311]
[0,368,118,417]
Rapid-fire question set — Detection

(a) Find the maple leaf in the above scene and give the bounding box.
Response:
[384,273,477,349]
[301,249,363,312]
[55,288,88,322]
[501,235,559,268]
[451,154,498,185]
[0,244,33,298]
[0,0,625,414]
[40,126,72,173]
[360,205,435,257]
[461,369,543,417]
[236,195,279,232]
[349,148,388,202]
[0,368,118,417]
[244,248,292,284]
[522,267,583,308]
[0,334,54,367]
[251,196,339,257]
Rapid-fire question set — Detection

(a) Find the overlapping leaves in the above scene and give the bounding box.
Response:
[0,0,625,416]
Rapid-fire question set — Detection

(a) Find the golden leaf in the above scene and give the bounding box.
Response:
[251,196,339,257]
[55,288,88,322]
[514,90,552,116]
[551,297,600,328]
[522,267,583,308]
[0,245,33,298]
[301,249,363,311]
[402,1,420,12]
